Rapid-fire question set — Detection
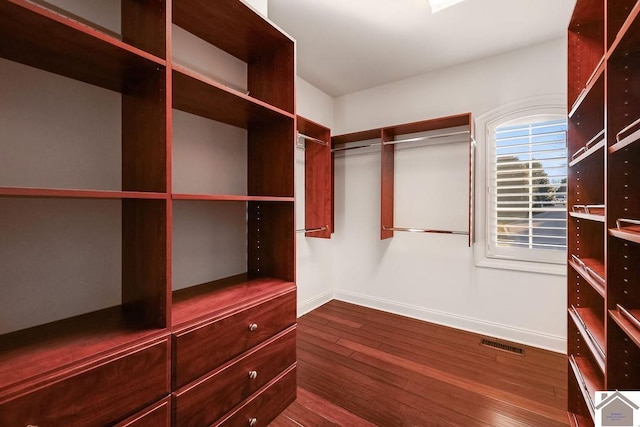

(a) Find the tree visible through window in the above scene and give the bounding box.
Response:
[489,118,567,263]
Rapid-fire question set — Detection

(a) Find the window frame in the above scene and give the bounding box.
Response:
[474,96,567,276]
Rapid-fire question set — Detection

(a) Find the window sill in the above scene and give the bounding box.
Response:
[476,256,567,276]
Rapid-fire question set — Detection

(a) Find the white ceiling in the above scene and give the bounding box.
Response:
[268,0,576,97]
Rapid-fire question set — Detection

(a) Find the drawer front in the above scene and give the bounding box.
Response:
[212,364,296,427]
[0,337,170,427]
[174,326,296,427]
[114,396,171,427]
[173,290,296,388]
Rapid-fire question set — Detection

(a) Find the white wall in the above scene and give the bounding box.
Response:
[245,0,268,17]
[328,38,568,352]
[0,58,123,334]
[294,77,336,314]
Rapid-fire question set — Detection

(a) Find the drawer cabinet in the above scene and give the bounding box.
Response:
[174,326,296,427]
[173,290,296,388]
[0,336,170,427]
[114,396,171,427]
[212,365,296,427]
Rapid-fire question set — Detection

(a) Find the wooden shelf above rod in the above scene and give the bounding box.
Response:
[333,113,474,246]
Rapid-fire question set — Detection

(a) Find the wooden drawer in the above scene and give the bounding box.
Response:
[114,396,171,427]
[173,289,296,388]
[0,336,170,427]
[212,364,296,427]
[174,326,296,427]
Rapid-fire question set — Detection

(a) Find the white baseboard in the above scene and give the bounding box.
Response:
[332,290,567,354]
[297,290,334,317]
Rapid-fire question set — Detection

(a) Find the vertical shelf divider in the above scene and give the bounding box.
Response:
[298,115,332,239]
[381,128,395,240]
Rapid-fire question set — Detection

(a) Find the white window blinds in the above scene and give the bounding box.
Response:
[489,118,567,263]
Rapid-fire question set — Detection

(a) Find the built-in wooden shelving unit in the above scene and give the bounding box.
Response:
[567,0,640,424]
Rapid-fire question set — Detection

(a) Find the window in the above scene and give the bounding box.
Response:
[488,116,567,264]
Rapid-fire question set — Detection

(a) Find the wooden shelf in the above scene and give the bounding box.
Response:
[172,0,294,114]
[609,227,640,244]
[0,0,164,93]
[610,120,640,154]
[567,411,593,427]
[172,65,294,129]
[0,0,296,424]
[332,129,381,146]
[0,187,168,200]
[569,307,606,372]
[172,194,294,202]
[332,114,471,146]
[569,0,640,413]
[172,0,292,63]
[172,274,295,328]
[569,354,602,420]
[569,0,603,26]
[332,113,474,244]
[569,134,605,167]
[0,306,167,396]
[609,1,640,57]
[610,308,640,349]
[569,257,605,297]
[568,9,604,108]
[569,61,604,119]
[608,0,639,49]
[570,212,605,222]
[573,307,606,356]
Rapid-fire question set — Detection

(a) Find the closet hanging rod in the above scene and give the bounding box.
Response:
[332,129,471,152]
[382,226,469,235]
[381,130,470,146]
[331,142,382,153]
[298,132,329,146]
[296,226,328,233]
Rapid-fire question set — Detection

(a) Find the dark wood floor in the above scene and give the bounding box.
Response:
[270,300,568,427]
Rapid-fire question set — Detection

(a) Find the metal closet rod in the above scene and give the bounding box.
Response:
[297,132,329,146]
[296,226,328,233]
[332,129,471,153]
[382,130,470,146]
[382,226,469,235]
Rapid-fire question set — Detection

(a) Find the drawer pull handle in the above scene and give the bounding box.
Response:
[248,370,258,379]
[248,417,258,426]
[248,323,258,332]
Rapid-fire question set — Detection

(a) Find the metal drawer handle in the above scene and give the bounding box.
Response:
[248,370,258,380]
[248,323,258,332]
[248,417,257,427]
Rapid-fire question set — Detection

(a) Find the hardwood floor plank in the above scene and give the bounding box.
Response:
[271,300,568,426]
[297,359,490,427]
[310,310,566,403]
[315,301,566,391]
[357,324,566,392]
[298,344,409,389]
[275,399,341,427]
[297,332,355,358]
[310,310,363,328]
[294,388,376,426]
[373,341,565,408]
[297,322,341,344]
[342,334,568,423]
[322,301,565,375]
[298,316,382,349]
